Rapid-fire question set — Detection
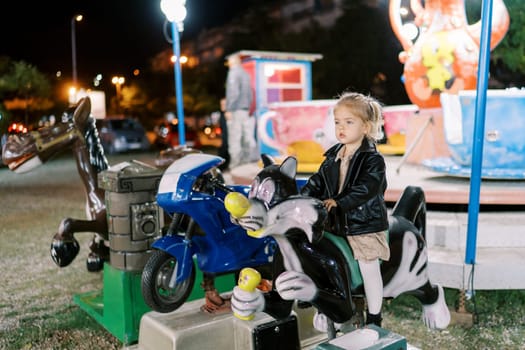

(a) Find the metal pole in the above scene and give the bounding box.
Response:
[396,115,433,174]
[115,83,121,114]
[465,0,493,264]
[171,21,185,145]
[71,17,78,87]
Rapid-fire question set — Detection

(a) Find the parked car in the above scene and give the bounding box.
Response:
[198,123,222,149]
[0,133,7,167]
[153,121,200,150]
[97,117,151,154]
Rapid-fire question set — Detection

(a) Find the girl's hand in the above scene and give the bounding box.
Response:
[323,199,337,211]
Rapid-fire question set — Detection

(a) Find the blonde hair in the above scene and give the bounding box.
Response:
[334,92,383,142]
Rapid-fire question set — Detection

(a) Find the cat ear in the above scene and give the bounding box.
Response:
[280,156,297,179]
[261,154,275,168]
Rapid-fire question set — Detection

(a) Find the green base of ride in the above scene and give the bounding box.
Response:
[74,263,236,345]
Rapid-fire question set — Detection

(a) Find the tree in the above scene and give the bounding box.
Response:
[0,58,53,128]
[489,0,525,86]
[309,1,409,104]
[466,0,525,86]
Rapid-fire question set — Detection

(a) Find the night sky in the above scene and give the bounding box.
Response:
[0,0,250,83]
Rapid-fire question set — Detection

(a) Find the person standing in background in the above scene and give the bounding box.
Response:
[225,53,256,169]
[216,97,230,170]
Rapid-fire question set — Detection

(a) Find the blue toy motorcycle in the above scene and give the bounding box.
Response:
[141,153,276,313]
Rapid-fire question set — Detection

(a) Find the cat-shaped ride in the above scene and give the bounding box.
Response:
[224,155,450,332]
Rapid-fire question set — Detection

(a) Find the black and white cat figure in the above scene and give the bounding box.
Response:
[225,155,450,334]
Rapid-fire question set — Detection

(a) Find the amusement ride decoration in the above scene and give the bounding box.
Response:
[389,0,509,108]
[2,97,110,271]
[225,155,451,335]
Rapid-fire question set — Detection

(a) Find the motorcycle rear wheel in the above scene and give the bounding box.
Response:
[141,250,196,313]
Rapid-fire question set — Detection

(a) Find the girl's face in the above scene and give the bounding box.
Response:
[333,106,368,147]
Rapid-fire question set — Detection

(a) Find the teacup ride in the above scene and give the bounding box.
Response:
[257,100,335,173]
[423,89,525,179]
[258,100,416,175]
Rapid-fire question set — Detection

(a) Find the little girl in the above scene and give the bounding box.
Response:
[300,91,390,327]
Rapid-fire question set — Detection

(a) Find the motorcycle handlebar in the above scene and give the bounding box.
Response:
[210,177,233,194]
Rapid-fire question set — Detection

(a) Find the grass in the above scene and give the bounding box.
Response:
[382,289,525,349]
[0,152,136,350]
[3,306,120,350]
[1,151,524,350]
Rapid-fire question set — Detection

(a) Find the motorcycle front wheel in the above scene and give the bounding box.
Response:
[141,250,196,313]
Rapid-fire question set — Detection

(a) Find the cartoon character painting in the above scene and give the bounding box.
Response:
[225,155,450,334]
[389,0,510,108]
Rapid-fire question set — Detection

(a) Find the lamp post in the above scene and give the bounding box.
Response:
[71,14,83,88]
[112,76,125,114]
[160,0,186,145]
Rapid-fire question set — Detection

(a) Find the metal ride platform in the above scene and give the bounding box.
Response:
[74,264,235,345]
[126,297,408,350]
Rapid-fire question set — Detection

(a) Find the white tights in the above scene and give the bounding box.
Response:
[358,259,383,314]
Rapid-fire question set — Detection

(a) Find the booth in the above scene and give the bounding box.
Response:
[233,50,323,156]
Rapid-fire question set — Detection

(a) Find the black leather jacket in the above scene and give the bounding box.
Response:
[300,139,388,236]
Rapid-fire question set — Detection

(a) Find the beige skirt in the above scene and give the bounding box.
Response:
[346,231,390,262]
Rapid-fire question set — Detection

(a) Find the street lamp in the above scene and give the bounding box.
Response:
[71,14,83,88]
[160,0,187,145]
[112,76,125,114]
[171,55,188,64]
